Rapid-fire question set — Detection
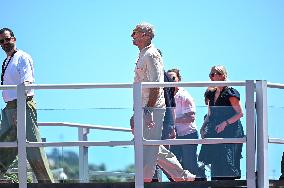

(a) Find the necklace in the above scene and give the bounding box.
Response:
[1,50,17,85]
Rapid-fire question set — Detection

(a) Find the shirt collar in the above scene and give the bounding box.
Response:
[140,44,153,55]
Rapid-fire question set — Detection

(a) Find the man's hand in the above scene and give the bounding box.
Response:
[169,128,176,139]
[130,113,155,135]
[144,112,155,128]
[130,115,134,135]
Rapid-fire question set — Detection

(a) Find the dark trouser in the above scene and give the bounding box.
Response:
[170,131,199,176]
[161,107,175,140]
[0,99,54,183]
[210,143,242,180]
[280,152,284,180]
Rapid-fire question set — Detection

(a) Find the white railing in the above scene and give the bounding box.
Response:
[0,80,281,188]
[38,122,133,183]
[134,81,256,188]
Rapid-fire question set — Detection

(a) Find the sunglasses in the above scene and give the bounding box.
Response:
[209,72,222,78]
[0,37,13,44]
[132,29,149,37]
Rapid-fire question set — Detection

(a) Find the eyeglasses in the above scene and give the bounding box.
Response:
[209,72,221,78]
[0,37,13,44]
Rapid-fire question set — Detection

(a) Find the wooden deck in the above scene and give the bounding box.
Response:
[1,180,284,188]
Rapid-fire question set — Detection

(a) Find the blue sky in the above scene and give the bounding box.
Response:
[1,0,284,180]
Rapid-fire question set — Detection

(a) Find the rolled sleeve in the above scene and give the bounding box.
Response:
[182,97,196,114]
[145,53,162,82]
[17,55,35,83]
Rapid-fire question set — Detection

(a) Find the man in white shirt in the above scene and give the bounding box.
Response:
[0,28,54,182]
[130,23,195,182]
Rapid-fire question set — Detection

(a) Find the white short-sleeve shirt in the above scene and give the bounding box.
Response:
[175,87,197,136]
[2,49,35,102]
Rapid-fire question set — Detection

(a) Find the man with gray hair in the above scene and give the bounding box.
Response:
[130,22,195,182]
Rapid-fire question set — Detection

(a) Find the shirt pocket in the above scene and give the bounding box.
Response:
[135,64,145,80]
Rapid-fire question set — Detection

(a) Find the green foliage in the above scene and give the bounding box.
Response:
[47,148,109,182]
[47,148,134,182]
[1,157,34,183]
[3,173,33,183]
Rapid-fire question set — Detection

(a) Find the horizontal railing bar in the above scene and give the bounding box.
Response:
[25,83,133,90]
[0,142,18,148]
[0,81,248,91]
[2,138,246,148]
[269,138,284,144]
[27,140,134,147]
[143,137,246,145]
[141,81,246,88]
[267,82,284,89]
[0,85,17,90]
[38,122,132,132]
[89,171,135,177]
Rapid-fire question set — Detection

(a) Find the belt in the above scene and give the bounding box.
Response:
[6,96,34,108]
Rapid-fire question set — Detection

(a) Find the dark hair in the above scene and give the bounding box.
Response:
[204,88,211,98]
[0,28,15,37]
[167,68,182,81]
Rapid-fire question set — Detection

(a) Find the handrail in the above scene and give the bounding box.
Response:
[26,140,134,147]
[38,122,132,132]
[141,81,246,88]
[3,81,283,90]
[2,80,283,188]
[267,82,284,89]
[25,83,133,90]
[0,85,17,90]
[0,142,18,147]
[268,138,284,144]
[143,137,246,145]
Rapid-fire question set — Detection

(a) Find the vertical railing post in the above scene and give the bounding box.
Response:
[245,80,256,188]
[256,80,269,188]
[79,127,89,182]
[17,83,27,188]
[133,82,144,188]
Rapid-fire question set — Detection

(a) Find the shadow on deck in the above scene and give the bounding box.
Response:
[1,180,284,188]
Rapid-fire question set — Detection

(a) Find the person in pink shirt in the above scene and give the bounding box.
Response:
[167,68,200,177]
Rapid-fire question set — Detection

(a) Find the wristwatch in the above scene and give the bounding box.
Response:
[144,108,151,115]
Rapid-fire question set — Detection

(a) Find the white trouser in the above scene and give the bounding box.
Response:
[143,108,195,181]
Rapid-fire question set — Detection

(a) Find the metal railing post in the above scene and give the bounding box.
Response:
[79,127,89,182]
[256,80,269,188]
[245,80,256,188]
[17,83,27,188]
[133,82,144,188]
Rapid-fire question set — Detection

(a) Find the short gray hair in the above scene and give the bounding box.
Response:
[136,22,155,39]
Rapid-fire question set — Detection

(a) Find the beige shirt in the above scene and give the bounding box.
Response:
[134,44,165,108]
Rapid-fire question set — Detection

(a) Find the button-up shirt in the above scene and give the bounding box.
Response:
[2,49,35,102]
[134,44,165,108]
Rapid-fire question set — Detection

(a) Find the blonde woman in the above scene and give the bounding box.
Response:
[199,65,244,180]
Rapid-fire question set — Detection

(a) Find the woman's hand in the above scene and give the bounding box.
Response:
[200,125,206,139]
[215,121,227,133]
